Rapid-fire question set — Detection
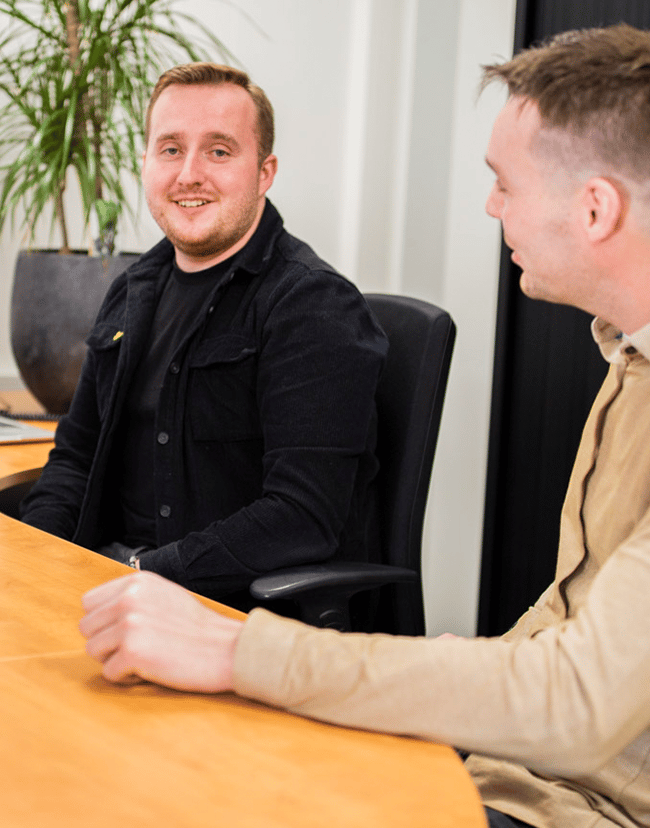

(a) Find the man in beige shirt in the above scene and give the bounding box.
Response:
[79,24,650,828]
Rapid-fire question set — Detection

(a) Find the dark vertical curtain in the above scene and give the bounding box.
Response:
[478,0,650,636]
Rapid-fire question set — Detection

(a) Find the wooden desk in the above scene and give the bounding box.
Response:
[0,516,486,827]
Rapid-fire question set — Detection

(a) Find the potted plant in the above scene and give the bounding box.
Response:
[0,0,236,413]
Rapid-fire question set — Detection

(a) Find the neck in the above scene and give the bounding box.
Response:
[585,223,650,335]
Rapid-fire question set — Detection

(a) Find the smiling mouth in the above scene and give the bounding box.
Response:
[175,199,211,208]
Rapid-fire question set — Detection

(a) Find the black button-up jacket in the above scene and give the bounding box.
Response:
[21,202,388,602]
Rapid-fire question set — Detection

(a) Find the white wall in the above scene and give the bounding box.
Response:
[0,0,516,635]
[426,0,514,635]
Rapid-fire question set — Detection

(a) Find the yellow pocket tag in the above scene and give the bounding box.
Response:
[113,330,124,341]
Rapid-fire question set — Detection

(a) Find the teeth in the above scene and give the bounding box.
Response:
[177,200,208,207]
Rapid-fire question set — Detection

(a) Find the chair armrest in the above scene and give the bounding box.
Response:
[250,562,418,599]
[250,562,418,630]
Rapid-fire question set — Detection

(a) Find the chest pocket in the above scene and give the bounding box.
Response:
[86,322,124,418]
[188,334,261,441]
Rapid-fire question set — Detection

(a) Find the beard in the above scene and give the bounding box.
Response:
[147,190,262,267]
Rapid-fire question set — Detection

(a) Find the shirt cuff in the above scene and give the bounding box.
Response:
[232,608,307,705]
[137,541,188,587]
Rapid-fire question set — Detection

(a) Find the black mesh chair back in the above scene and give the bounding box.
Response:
[366,293,456,634]
[250,293,456,635]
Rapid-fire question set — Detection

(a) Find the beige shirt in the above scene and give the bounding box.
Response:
[233,318,650,828]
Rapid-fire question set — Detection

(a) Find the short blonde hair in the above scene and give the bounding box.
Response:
[145,63,274,164]
[482,24,650,185]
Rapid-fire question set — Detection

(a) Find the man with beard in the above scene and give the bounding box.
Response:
[22,63,387,612]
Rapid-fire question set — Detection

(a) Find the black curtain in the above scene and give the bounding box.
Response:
[478,0,650,637]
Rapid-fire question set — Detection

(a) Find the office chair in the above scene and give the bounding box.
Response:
[249,293,456,635]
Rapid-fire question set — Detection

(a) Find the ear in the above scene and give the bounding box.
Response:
[581,177,625,242]
[258,154,278,197]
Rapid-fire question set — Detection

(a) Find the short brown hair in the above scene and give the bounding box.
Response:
[482,24,650,184]
[145,63,274,164]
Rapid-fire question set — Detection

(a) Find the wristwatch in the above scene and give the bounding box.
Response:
[127,554,140,570]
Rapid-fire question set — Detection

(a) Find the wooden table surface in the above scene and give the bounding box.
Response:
[0,515,487,827]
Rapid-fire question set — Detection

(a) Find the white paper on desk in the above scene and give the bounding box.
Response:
[0,414,55,444]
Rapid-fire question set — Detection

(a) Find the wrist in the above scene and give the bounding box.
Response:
[207,614,244,693]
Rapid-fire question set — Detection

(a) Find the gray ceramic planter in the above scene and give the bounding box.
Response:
[10,250,139,414]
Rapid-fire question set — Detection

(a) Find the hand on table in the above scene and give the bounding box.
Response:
[79,571,243,693]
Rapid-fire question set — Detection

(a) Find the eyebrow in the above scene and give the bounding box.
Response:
[155,131,241,150]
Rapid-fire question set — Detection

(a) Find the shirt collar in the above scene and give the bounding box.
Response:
[231,198,284,276]
[592,317,650,364]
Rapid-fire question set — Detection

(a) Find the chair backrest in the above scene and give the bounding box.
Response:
[365,294,455,635]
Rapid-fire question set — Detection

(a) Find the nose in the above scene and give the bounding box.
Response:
[485,183,502,219]
[177,149,205,186]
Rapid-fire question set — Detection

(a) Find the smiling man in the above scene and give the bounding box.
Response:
[142,80,275,268]
[81,27,650,828]
[21,63,387,611]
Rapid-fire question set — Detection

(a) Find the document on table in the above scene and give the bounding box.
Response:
[0,415,55,444]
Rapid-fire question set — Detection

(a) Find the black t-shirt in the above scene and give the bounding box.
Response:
[116,257,233,547]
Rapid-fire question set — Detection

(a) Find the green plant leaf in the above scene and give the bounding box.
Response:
[0,0,244,251]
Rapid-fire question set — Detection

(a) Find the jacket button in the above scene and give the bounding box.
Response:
[169,362,180,374]
[157,431,169,445]
[159,505,171,518]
